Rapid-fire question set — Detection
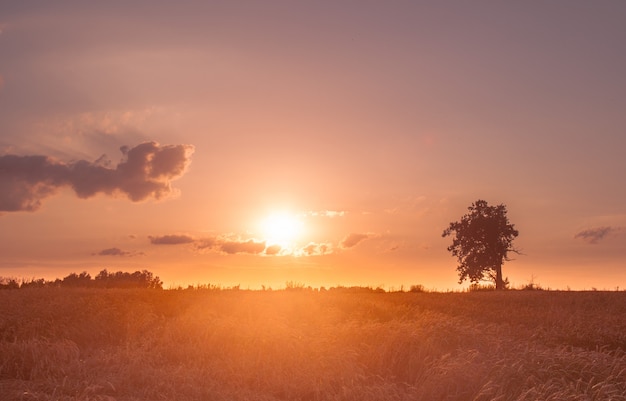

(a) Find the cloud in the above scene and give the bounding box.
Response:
[149,234,195,245]
[220,239,266,255]
[148,234,269,255]
[265,244,282,255]
[574,226,618,244]
[194,237,217,250]
[306,210,346,218]
[341,233,370,248]
[93,247,143,257]
[148,233,335,257]
[299,242,332,256]
[0,141,194,212]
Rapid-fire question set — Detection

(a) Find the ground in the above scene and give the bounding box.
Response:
[1,288,625,400]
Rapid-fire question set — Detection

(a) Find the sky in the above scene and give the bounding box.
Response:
[1,1,625,290]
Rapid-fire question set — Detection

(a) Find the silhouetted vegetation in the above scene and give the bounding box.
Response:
[0,277,20,290]
[61,271,93,288]
[443,199,519,290]
[0,269,162,290]
[18,278,48,289]
[409,284,427,293]
[94,269,162,289]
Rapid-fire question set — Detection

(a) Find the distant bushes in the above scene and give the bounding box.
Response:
[0,277,20,290]
[93,269,163,289]
[0,269,162,290]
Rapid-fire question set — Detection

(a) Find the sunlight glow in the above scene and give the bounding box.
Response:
[260,212,304,248]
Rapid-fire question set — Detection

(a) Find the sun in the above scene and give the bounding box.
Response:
[260,212,304,247]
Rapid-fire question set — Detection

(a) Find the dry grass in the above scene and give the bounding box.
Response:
[0,288,625,400]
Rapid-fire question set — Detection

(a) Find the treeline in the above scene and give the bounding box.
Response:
[0,269,163,290]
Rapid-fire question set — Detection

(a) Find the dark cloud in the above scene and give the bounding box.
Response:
[220,239,266,255]
[93,247,143,257]
[149,234,195,245]
[574,226,617,244]
[341,233,370,248]
[0,141,194,212]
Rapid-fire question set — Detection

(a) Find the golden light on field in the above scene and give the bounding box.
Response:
[259,211,305,250]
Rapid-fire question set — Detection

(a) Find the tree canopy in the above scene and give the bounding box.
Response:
[0,269,163,290]
[442,200,519,289]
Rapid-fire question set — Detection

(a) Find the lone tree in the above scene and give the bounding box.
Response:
[442,199,519,290]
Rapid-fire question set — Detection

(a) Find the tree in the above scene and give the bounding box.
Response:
[442,200,519,290]
[94,269,163,289]
[62,271,93,288]
[0,277,20,290]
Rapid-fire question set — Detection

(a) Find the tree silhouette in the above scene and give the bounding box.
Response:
[62,271,93,287]
[0,270,162,290]
[442,200,519,290]
[94,269,163,289]
[0,277,20,290]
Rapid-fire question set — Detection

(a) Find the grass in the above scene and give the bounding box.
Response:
[0,288,625,400]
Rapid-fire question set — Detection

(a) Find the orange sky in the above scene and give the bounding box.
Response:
[1,2,625,290]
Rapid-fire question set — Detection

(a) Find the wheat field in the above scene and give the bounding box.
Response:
[1,288,625,400]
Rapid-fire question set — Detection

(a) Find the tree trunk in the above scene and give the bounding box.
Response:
[495,263,504,290]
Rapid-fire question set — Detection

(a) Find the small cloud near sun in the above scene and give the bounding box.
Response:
[305,210,346,218]
[148,228,336,257]
[265,244,282,255]
[220,239,266,255]
[149,233,267,255]
[298,242,332,256]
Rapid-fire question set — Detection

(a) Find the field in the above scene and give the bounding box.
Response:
[1,288,625,400]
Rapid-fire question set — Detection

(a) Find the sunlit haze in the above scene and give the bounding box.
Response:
[260,212,304,250]
[0,1,625,290]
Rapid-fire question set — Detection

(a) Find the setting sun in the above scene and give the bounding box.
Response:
[2,3,626,397]
[260,212,304,247]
